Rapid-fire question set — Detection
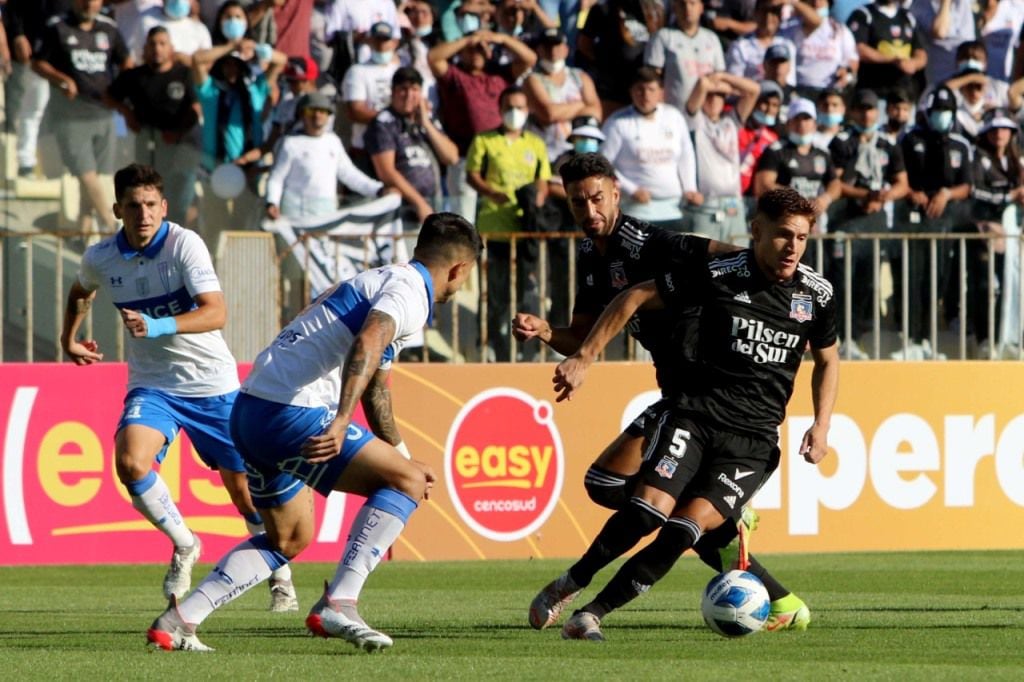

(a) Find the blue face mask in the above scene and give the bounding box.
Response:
[817,6,830,18]
[929,110,954,132]
[574,138,600,154]
[789,132,814,146]
[371,50,393,65]
[221,17,247,41]
[852,121,879,134]
[958,59,985,73]
[164,0,190,20]
[818,111,844,127]
[416,25,433,38]
[459,13,481,35]
[753,110,776,127]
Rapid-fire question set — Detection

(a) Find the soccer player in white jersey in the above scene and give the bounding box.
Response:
[60,164,298,611]
[147,212,483,652]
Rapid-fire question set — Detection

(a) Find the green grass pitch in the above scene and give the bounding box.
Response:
[2,551,1023,680]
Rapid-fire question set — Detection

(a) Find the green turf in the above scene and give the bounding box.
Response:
[1,551,1022,680]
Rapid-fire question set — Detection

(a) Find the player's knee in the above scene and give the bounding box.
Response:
[584,465,632,510]
[385,463,427,502]
[115,451,152,486]
[265,526,312,560]
[625,498,668,536]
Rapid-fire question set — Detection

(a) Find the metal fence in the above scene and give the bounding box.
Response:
[4,227,1023,364]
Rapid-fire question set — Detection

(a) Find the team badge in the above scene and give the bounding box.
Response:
[524,151,536,165]
[655,456,677,479]
[135,277,150,297]
[167,82,186,100]
[96,32,110,51]
[789,293,813,322]
[813,156,826,175]
[610,262,628,289]
[950,150,962,169]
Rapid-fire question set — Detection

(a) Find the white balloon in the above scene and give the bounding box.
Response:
[210,164,246,199]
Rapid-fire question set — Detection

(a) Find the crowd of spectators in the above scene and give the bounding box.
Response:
[3,0,1024,360]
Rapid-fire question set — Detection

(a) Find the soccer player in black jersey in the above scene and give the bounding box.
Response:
[532,187,839,641]
[518,155,813,635]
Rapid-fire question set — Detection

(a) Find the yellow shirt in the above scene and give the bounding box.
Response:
[466,129,551,235]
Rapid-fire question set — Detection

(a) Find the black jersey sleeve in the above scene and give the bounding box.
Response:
[653,234,709,310]
[809,288,838,349]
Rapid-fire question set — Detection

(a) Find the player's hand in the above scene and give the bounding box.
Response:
[301,420,347,463]
[552,354,591,402]
[414,460,436,500]
[120,308,150,337]
[64,338,103,365]
[512,312,550,343]
[798,423,829,464]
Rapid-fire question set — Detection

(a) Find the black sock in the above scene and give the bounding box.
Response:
[692,521,739,571]
[568,500,665,588]
[586,517,702,620]
[745,555,789,602]
[583,465,630,510]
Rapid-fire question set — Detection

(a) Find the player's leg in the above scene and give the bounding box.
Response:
[306,437,428,651]
[584,400,668,509]
[115,389,200,600]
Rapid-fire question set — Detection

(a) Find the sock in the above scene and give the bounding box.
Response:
[326,488,417,602]
[586,516,703,620]
[567,498,666,589]
[243,513,292,582]
[177,535,288,625]
[127,470,194,548]
[746,555,790,602]
[583,465,630,510]
[692,520,739,572]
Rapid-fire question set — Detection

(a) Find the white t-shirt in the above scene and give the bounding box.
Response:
[324,0,401,65]
[265,130,383,209]
[686,109,742,198]
[726,35,799,86]
[341,61,399,149]
[130,9,213,61]
[242,262,433,410]
[644,26,725,111]
[77,222,239,397]
[601,103,697,214]
[783,19,858,89]
[526,67,587,162]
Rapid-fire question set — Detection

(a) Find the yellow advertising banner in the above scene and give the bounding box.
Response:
[389,361,1024,560]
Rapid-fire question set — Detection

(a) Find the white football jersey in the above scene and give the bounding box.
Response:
[78,222,239,397]
[242,261,433,410]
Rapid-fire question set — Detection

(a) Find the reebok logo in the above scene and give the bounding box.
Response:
[733,291,751,304]
[734,468,756,481]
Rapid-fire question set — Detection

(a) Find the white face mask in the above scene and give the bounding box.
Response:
[539,58,566,74]
[965,99,986,115]
[502,108,528,130]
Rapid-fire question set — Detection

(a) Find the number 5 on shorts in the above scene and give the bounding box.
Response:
[669,429,691,457]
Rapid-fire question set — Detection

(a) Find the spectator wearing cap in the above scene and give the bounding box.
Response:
[847,0,927,103]
[892,85,973,359]
[429,23,537,222]
[466,84,551,361]
[341,20,401,173]
[602,67,701,230]
[577,0,667,116]
[738,80,783,198]
[128,0,213,64]
[909,0,975,86]
[524,27,601,164]
[814,87,846,148]
[684,71,761,242]
[782,0,859,98]
[945,109,1023,356]
[881,87,913,143]
[324,0,400,66]
[762,43,796,115]
[366,67,459,224]
[726,0,798,88]
[645,0,726,112]
[108,26,201,226]
[32,0,133,235]
[267,55,326,149]
[828,87,909,358]
[265,91,384,220]
[192,32,286,239]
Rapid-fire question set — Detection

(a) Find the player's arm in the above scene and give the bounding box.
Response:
[361,367,401,446]
[120,291,227,338]
[512,311,597,356]
[301,310,396,463]
[799,342,839,464]
[552,281,664,402]
[61,281,103,365]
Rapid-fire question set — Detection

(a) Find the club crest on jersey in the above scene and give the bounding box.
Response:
[95,32,110,51]
[789,293,813,322]
[813,156,826,174]
[655,456,677,479]
[610,262,628,289]
[950,150,962,169]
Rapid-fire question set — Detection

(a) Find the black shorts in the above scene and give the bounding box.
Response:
[639,408,780,520]
[625,397,673,438]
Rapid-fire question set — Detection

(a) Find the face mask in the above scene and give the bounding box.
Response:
[416,25,433,38]
[371,50,393,65]
[818,111,843,127]
[164,0,191,20]
[929,110,954,132]
[539,59,566,74]
[502,108,528,130]
[853,121,879,134]
[458,13,481,34]
[574,138,600,154]
[965,99,986,115]
[503,23,523,37]
[221,17,247,41]
[817,6,830,18]
[254,42,272,62]
[958,59,985,73]
[789,132,814,146]
[753,110,776,127]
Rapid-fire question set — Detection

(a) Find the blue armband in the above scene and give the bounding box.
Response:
[142,313,178,338]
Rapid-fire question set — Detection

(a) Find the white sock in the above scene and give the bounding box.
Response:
[127,470,194,548]
[244,517,292,583]
[177,536,287,625]
[326,490,417,602]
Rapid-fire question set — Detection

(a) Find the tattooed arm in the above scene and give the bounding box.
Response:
[301,310,397,463]
[361,368,400,445]
[61,281,104,365]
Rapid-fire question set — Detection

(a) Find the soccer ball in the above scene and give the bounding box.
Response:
[701,570,771,637]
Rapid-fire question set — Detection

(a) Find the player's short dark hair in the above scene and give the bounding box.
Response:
[114,164,164,202]
[631,66,661,87]
[414,212,484,264]
[499,84,526,108]
[754,187,817,226]
[559,152,616,186]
